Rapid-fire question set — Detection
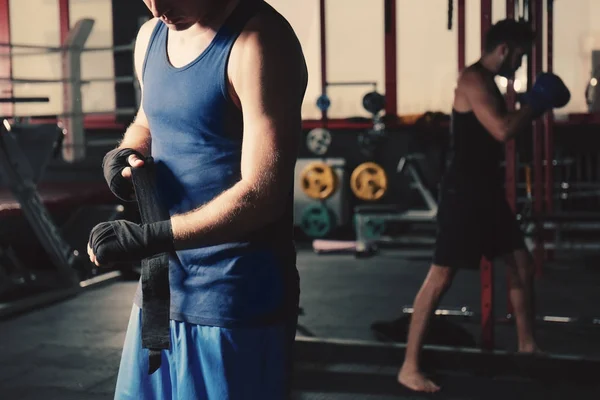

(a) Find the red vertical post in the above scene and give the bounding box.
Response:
[319,0,328,124]
[58,0,70,43]
[58,0,71,130]
[480,0,495,351]
[457,0,466,72]
[544,0,554,260]
[384,0,397,120]
[0,0,12,117]
[504,0,517,320]
[530,0,545,276]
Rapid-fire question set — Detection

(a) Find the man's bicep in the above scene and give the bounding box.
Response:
[235,29,306,185]
[464,74,507,141]
[134,103,150,129]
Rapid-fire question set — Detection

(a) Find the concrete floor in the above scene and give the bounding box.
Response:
[1,248,599,399]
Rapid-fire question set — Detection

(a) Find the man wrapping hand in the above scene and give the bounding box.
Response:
[88,0,307,399]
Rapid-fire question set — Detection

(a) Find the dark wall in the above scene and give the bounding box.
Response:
[111,2,151,122]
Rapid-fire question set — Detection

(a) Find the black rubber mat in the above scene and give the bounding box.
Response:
[0,249,599,399]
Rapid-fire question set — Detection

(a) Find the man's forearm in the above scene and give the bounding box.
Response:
[170,181,284,250]
[503,106,534,141]
[118,123,152,155]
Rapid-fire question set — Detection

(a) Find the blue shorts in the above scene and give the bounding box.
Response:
[114,305,295,400]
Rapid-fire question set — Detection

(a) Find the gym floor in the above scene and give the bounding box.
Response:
[1,246,599,399]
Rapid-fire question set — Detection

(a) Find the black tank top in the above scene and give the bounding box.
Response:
[443,109,504,191]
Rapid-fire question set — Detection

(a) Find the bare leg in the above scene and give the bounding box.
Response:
[398,265,456,392]
[503,249,539,352]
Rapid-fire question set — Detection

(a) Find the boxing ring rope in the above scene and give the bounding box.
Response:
[0,18,139,163]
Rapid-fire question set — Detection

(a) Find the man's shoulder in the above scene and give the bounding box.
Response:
[134,18,161,59]
[137,18,161,43]
[458,64,489,92]
[238,3,303,54]
[233,4,307,83]
[133,18,161,80]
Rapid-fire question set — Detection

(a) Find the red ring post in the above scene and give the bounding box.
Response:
[530,0,545,277]
[384,0,397,121]
[457,0,465,72]
[58,0,70,133]
[0,0,12,117]
[504,0,517,322]
[480,0,495,351]
[544,0,555,260]
[319,0,328,125]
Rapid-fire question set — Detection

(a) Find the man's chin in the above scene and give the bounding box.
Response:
[498,70,516,79]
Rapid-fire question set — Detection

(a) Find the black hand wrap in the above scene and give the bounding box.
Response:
[102,147,145,202]
[90,158,173,374]
[131,159,173,375]
[89,219,173,264]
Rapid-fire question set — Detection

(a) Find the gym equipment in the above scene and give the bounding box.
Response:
[0,120,79,284]
[300,203,335,238]
[585,56,600,112]
[354,154,438,253]
[362,91,386,115]
[316,94,331,112]
[363,217,386,239]
[357,126,386,158]
[0,116,124,317]
[305,128,332,156]
[300,161,338,200]
[357,99,388,158]
[349,162,388,201]
[294,158,349,233]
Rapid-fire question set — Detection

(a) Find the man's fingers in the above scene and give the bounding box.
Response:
[87,242,100,266]
[121,154,145,179]
[121,166,132,179]
[128,154,145,168]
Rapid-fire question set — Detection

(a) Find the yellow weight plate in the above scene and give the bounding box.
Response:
[350,162,388,201]
[300,161,338,200]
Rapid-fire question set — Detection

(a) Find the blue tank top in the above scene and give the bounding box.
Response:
[134,0,298,328]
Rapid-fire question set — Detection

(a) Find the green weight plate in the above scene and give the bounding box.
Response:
[364,217,386,239]
[301,204,335,238]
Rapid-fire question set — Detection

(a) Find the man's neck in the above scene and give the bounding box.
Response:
[478,54,500,76]
[185,0,240,37]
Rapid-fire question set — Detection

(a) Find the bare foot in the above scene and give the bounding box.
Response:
[518,343,544,354]
[398,366,441,393]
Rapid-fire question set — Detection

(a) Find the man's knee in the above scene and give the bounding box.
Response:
[504,249,534,282]
[424,265,456,292]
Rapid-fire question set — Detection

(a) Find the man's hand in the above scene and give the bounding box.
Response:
[102,148,146,201]
[87,220,174,266]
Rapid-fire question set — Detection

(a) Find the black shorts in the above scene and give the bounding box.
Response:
[433,186,526,269]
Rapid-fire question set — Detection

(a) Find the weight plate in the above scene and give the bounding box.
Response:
[350,162,388,201]
[364,217,386,239]
[300,203,335,238]
[300,161,338,200]
[306,128,332,156]
[362,91,386,115]
[316,94,331,112]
